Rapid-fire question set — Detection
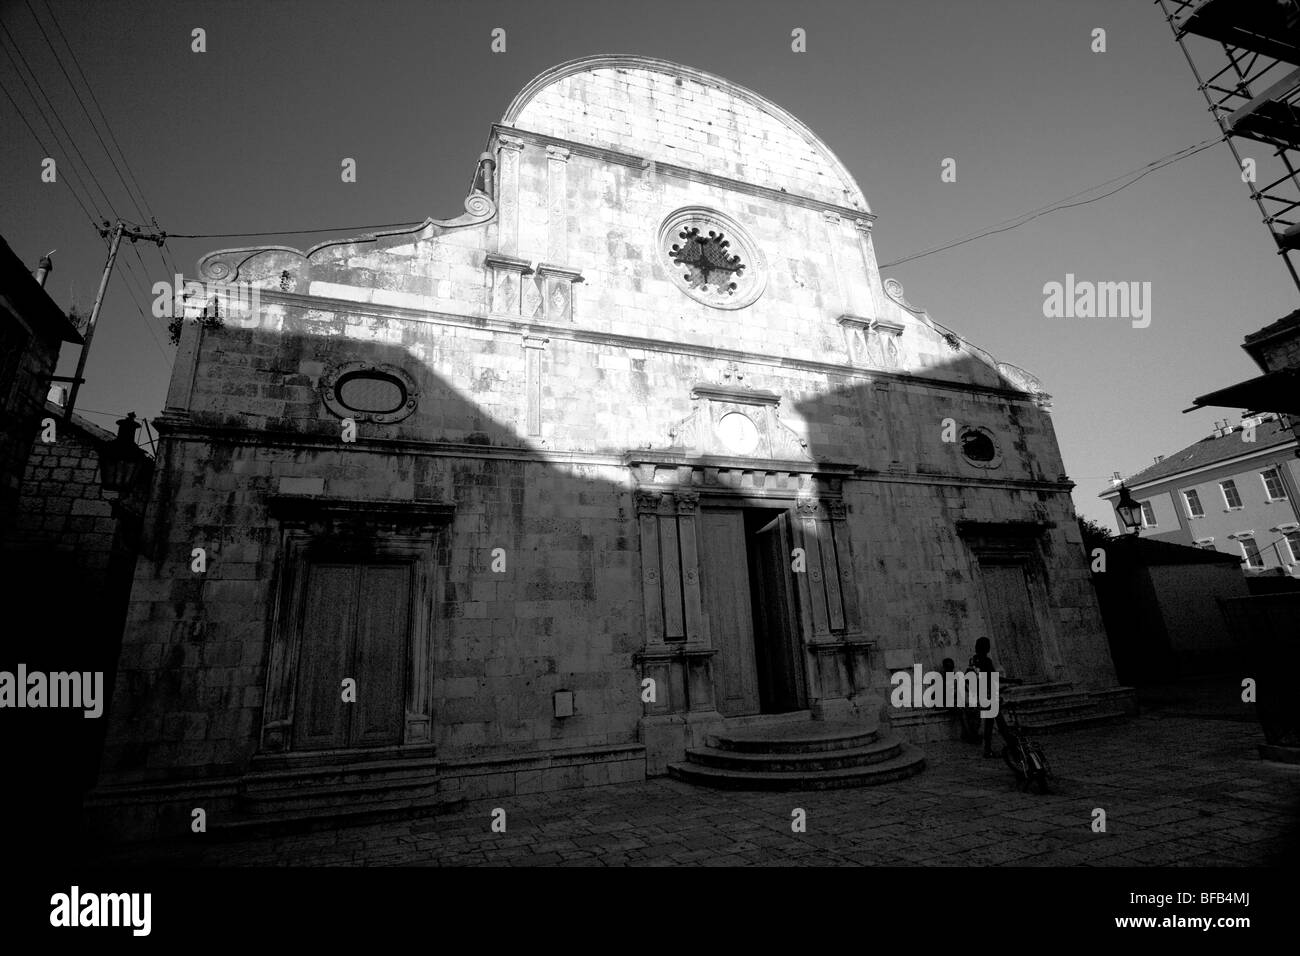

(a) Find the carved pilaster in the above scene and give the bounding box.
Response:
[545,145,570,264]
[635,490,664,515]
[495,134,526,256]
[521,334,548,437]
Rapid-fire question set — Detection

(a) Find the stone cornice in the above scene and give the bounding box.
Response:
[150,420,1073,493]
[225,287,1042,406]
[689,385,780,405]
[490,124,877,226]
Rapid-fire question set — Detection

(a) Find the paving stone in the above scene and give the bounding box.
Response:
[87,712,1298,867]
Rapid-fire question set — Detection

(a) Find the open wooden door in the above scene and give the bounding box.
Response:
[700,508,761,716]
[751,511,807,712]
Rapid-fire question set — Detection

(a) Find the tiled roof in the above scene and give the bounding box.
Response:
[1101,417,1294,494]
[1244,307,1300,345]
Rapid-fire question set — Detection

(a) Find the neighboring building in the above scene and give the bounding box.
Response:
[90,55,1126,840]
[1090,536,1249,685]
[6,396,153,805]
[1100,413,1300,575]
[0,237,82,536]
[1193,309,1300,441]
[0,237,150,853]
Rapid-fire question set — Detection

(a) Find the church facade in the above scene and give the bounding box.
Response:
[90,56,1125,839]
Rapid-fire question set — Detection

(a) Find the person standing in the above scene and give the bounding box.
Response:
[968,638,999,757]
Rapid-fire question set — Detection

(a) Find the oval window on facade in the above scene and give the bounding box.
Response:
[320,361,420,424]
[337,371,406,414]
[959,427,1001,467]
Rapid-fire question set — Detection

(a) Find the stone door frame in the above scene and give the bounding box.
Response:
[957,519,1063,684]
[627,456,869,721]
[259,496,453,758]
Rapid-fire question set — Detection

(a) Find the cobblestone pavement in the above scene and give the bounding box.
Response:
[91,704,1300,867]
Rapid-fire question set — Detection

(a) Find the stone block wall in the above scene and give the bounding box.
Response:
[95,57,1120,827]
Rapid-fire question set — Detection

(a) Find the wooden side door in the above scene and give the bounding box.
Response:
[700,508,761,716]
[293,563,358,750]
[978,559,1044,680]
[350,563,412,747]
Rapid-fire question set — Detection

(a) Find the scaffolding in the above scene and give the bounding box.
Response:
[1158,0,1300,293]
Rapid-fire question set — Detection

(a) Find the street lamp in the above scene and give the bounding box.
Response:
[98,412,146,499]
[1115,484,1143,536]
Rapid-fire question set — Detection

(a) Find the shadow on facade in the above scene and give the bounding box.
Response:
[73,316,1297,857]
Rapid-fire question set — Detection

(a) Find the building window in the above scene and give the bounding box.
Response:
[1221,479,1243,509]
[1183,489,1204,518]
[1140,501,1157,527]
[658,207,768,310]
[1262,468,1288,501]
[960,428,996,463]
[670,227,745,296]
[957,426,1003,469]
[1240,537,1264,569]
[1194,538,1216,551]
[320,361,420,424]
[1287,531,1300,563]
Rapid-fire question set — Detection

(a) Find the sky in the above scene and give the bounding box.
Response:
[2,0,1295,531]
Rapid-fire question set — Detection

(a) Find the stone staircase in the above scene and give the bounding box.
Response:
[1000,681,1132,734]
[667,717,926,790]
[236,753,444,827]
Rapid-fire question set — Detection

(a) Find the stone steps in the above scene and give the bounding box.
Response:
[669,745,927,790]
[705,717,882,754]
[999,681,1132,735]
[687,737,904,772]
[238,756,442,817]
[668,718,926,790]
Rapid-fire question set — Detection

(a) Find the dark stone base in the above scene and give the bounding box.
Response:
[1258,743,1300,765]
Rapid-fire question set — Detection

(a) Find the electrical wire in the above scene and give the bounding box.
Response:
[36,0,183,279]
[0,20,120,219]
[20,0,151,227]
[167,219,426,239]
[880,140,1219,269]
[0,78,99,227]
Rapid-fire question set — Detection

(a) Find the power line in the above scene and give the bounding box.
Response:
[117,251,176,364]
[0,19,120,220]
[20,0,150,227]
[36,0,183,280]
[879,140,1219,269]
[167,219,426,240]
[39,0,155,222]
[0,79,99,227]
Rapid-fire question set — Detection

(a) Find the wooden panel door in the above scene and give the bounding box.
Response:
[293,561,412,750]
[700,508,761,716]
[979,560,1044,680]
[350,564,411,747]
[293,564,358,750]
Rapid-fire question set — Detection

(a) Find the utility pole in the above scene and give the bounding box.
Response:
[65,219,166,418]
